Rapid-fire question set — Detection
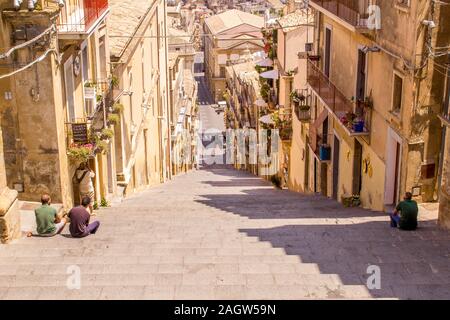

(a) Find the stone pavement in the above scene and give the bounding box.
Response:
[0,165,449,300]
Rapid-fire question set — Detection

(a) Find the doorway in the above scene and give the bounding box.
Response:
[384,128,402,206]
[324,27,332,78]
[332,135,340,200]
[356,48,367,102]
[353,139,363,195]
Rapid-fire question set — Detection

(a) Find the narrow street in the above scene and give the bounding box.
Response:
[0,163,449,299]
[0,54,448,301]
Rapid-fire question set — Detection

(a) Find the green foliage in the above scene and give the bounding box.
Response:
[255,65,266,74]
[84,81,96,88]
[260,83,270,101]
[96,94,103,103]
[107,113,120,125]
[93,201,99,210]
[67,144,93,163]
[112,103,124,114]
[270,175,282,189]
[110,75,119,88]
[96,140,109,154]
[101,128,114,140]
[100,197,109,207]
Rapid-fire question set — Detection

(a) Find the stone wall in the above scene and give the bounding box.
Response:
[0,194,20,244]
[438,127,450,229]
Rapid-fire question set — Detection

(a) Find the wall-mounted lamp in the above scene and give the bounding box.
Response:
[361,45,381,53]
[422,20,436,29]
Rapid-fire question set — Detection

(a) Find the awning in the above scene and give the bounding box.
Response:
[255,58,273,67]
[260,69,279,79]
[252,51,267,60]
[259,114,274,125]
[255,99,268,107]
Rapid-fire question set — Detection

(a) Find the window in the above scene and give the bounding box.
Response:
[81,46,89,83]
[219,66,226,78]
[392,73,403,114]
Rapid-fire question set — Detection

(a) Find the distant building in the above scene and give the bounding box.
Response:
[108,0,171,194]
[203,9,264,102]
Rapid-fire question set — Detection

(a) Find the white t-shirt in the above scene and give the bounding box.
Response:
[76,169,95,193]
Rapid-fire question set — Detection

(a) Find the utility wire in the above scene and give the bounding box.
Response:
[0,49,59,80]
[0,25,56,60]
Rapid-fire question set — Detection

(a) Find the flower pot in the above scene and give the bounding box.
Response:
[353,120,365,133]
[319,145,331,161]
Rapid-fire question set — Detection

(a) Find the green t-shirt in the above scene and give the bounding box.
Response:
[396,200,418,230]
[35,204,57,235]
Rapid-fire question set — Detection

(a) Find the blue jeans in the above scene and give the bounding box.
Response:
[86,221,100,235]
[390,213,400,228]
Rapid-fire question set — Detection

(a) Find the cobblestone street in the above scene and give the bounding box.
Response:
[0,164,449,300]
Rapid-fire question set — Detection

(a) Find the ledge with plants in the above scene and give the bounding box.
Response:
[67,143,95,164]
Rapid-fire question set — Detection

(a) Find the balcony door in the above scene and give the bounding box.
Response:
[384,127,402,206]
[332,134,340,200]
[356,48,367,101]
[324,27,332,78]
[353,139,363,195]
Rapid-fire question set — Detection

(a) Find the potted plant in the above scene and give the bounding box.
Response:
[270,175,282,189]
[67,143,94,164]
[100,128,114,140]
[352,118,365,133]
[112,103,124,114]
[319,144,331,161]
[95,140,109,154]
[342,111,357,129]
[290,90,306,106]
[84,82,97,99]
[107,113,120,126]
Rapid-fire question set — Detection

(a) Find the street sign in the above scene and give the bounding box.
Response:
[72,123,89,144]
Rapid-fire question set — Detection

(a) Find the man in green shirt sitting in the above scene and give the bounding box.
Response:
[390,192,419,230]
[27,194,67,237]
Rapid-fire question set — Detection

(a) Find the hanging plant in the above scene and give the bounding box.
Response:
[67,144,94,163]
[107,113,120,126]
[110,75,119,88]
[112,102,124,114]
[95,140,109,154]
[96,94,103,103]
[84,81,96,88]
[100,128,114,140]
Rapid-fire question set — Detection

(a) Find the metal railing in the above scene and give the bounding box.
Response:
[310,0,371,28]
[307,58,371,135]
[56,0,108,33]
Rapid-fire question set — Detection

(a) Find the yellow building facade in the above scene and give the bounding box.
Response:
[303,0,450,212]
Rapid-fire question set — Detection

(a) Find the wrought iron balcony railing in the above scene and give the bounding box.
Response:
[307,58,371,136]
[56,0,109,34]
[309,0,371,29]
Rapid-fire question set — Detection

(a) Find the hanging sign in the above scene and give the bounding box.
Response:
[72,123,89,144]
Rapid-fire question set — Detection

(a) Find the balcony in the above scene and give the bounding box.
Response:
[309,0,372,32]
[56,0,109,38]
[307,59,371,136]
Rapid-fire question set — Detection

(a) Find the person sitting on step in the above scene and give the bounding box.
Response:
[27,194,67,237]
[390,192,419,231]
[68,196,100,238]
